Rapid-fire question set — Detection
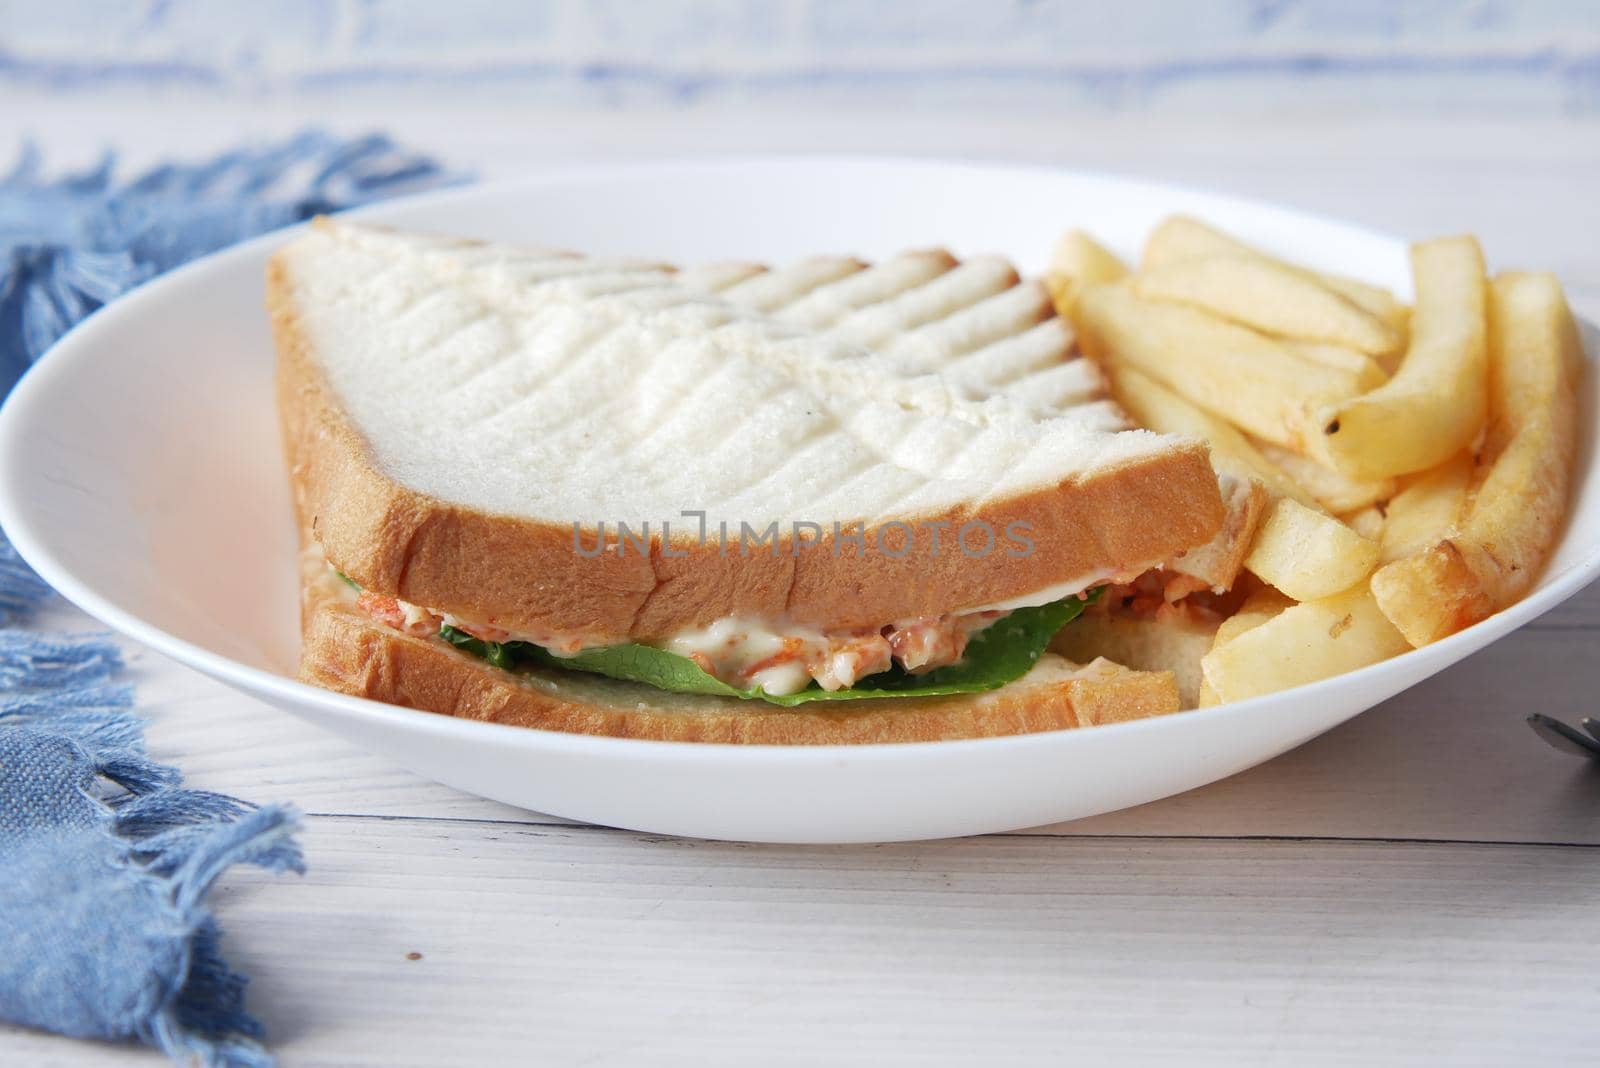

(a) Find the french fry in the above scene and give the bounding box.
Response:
[1213,587,1295,648]
[1282,340,1389,386]
[1134,256,1400,357]
[1341,505,1386,543]
[1084,216,1577,691]
[1367,543,1492,648]
[1108,366,1319,508]
[1142,215,1409,340]
[1377,451,1473,564]
[1045,229,1128,316]
[1479,274,1584,466]
[1253,438,1396,513]
[1369,315,1410,376]
[1075,282,1373,451]
[1197,587,1294,707]
[1371,271,1583,645]
[1049,229,1129,285]
[1316,236,1489,480]
[1200,583,1411,704]
[1244,497,1381,601]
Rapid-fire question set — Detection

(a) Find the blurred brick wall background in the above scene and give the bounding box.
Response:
[2,0,1596,116]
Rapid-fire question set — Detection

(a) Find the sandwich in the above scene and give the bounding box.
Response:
[270,219,1230,743]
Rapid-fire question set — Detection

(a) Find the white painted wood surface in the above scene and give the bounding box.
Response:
[1,107,1598,1064]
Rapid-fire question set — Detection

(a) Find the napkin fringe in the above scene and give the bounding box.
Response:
[0,541,55,626]
[0,629,304,1067]
[142,806,303,1068]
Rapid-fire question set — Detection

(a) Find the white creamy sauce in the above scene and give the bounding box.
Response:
[664,615,835,695]
[665,616,807,669]
[960,561,1161,614]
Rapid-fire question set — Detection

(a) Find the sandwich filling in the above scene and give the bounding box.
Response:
[332,565,1103,705]
[355,587,1010,695]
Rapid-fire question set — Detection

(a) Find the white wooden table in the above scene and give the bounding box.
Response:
[2,108,1598,1065]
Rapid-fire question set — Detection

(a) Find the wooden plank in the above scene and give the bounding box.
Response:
[4,823,1596,1066]
[1525,575,1600,629]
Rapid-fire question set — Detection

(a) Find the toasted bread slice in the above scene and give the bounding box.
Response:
[1049,609,1222,710]
[272,220,1225,648]
[1163,474,1269,598]
[300,577,1180,744]
[706,254,1266,606]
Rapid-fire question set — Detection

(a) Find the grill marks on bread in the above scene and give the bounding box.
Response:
[288,221,1169,529]
[695,252,1106,418]
[697,250,1119,521]
[274,220,1226,642]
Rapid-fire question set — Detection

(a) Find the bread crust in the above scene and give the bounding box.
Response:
[299,588,1180,744]
[271,253,1226,643]
[1164,474,1269,597]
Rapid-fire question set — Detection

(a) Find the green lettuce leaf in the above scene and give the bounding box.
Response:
[439,590,1098,707]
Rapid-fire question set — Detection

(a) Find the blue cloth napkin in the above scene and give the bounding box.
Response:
[0,133,462,1067]
[0,638,301,1066]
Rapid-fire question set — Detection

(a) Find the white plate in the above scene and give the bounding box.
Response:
[1,158,1595,844]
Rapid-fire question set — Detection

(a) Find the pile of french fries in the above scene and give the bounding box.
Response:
[1048,216,1585,706]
